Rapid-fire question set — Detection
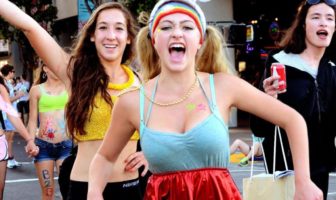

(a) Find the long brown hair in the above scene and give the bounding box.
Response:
[66,2,138,136]
[280,1,336,54]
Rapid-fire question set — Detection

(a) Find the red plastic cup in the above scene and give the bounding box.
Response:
[271,63,286,93]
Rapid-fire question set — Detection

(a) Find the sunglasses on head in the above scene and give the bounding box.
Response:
[306,0,336,6]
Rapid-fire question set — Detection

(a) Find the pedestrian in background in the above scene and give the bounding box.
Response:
[230,137,264,166]
[27,64,72,200]
[87,0,322,199]
[15,73,30,126]
[0,64,25,169]
[250,0,336,198]
[0,1,149,199]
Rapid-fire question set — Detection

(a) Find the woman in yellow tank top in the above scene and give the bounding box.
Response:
[0,1,148,200]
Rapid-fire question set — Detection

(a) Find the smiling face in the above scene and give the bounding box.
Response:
[153,13,201,72]
[305,3,335,49]
[90,8,130,65]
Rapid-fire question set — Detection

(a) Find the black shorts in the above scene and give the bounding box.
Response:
[67,178,142,200]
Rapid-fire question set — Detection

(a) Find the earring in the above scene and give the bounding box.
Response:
[42,72,47,79]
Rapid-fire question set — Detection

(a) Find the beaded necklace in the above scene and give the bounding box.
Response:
[144,75,199,107]
[108,65,135,90]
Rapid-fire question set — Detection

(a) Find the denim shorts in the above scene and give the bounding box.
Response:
[4,119,15,131]
[34,138,73,163]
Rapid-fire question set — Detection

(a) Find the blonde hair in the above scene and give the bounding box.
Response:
[136,25,234,81]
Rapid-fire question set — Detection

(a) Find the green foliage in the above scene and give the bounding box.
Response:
[0,0,57,69]
[123,0,157,16]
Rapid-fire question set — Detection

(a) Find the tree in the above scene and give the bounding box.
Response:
[0,0,57,70]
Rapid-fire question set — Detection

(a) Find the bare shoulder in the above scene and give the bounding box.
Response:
[29,85,41,97]
[0,84,7,94]
[115,86,141,112]
[212,72,245,91]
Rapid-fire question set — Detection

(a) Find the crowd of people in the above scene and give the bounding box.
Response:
[0,0,335,199]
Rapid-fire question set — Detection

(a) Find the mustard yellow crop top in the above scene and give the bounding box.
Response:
[74,65,140,141]
[74,93,139,141]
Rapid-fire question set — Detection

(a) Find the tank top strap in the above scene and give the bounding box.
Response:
[139,79,157,137]
[38,84,46,94]
[139,85,145,123]
[209,74,217,108]
[198,74,215,113]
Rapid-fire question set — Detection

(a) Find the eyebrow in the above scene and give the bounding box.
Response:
[159,19,196,25]
[97,21,127,26]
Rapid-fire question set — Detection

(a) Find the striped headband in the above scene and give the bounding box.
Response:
[149,0,206,43]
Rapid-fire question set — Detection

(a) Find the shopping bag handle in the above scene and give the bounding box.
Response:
[250,126,288,179]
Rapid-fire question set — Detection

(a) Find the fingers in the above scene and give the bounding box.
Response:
[25,144,39,157]
[141,161,149,177]
[263,76,280,98]
[124,151,147,172]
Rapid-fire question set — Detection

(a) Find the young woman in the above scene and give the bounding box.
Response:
[88,0,322,199]
[250,1,336,198]
[0,75,38,200]
[27,65,72,200]
[0,1,147,199]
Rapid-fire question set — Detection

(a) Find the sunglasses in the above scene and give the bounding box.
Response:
[306,0,336,6]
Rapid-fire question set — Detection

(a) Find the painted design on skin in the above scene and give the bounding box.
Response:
[42,117,56,140]
[197,103,206,111]
[186,103,196,111]
[57,117,66,136]
[42,169,53,197]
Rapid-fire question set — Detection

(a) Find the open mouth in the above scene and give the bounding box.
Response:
[317,30,328,38]
[169,44,186,53]
[169,43,186,62]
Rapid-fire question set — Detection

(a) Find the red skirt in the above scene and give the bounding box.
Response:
[144,168,242,200]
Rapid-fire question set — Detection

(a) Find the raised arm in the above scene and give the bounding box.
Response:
[87,93,138,200]
[0,0,70,85]
[217,74,322,200]
[0,85,38,157]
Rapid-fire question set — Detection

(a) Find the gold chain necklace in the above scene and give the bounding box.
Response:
[144,75,198,107]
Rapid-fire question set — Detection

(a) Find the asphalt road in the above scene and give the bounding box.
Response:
[3,128,336,200]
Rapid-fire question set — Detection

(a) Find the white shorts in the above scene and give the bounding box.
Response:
[0,134,8,161]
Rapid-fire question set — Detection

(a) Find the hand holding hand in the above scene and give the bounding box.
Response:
[25,140,39,157]
[124,151,149,177]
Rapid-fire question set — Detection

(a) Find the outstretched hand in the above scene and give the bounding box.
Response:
[124,151,149,177]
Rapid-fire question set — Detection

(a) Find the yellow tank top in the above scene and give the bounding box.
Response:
[74,66,140,141]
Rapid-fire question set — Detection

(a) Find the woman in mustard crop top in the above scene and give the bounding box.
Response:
[27,65,72,200]
[0,1,148,200]
[88,1,322,200]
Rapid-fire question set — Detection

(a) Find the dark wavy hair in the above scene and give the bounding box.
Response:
[280,1,336,54]
[66,2,138,137]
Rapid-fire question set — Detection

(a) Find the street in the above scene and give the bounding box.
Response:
[3,128,336,200]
